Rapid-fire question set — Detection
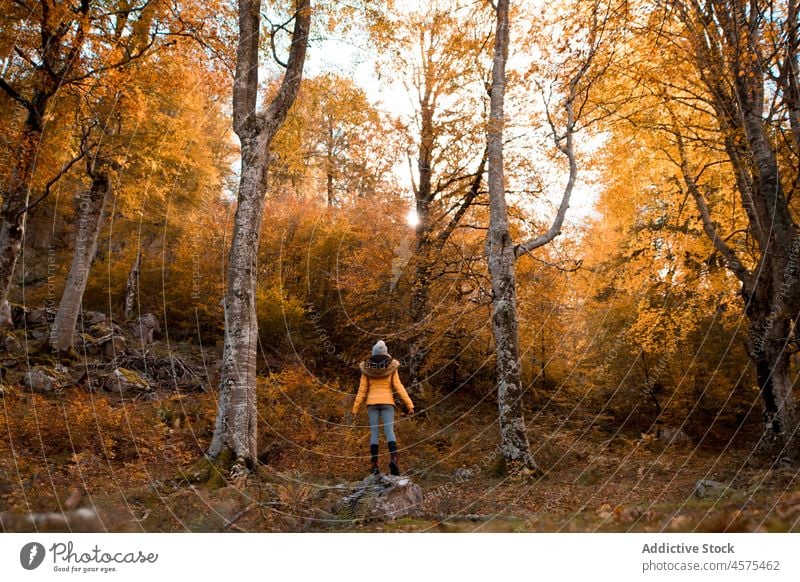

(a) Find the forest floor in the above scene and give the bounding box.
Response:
[2,332,800,533]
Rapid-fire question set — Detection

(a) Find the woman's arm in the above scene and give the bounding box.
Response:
[352,374,368,415]
[391,371,414,412]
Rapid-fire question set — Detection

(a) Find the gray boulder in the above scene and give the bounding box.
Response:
[80,311,106,326]
[654,425,692,445]
[453,467,475,481]
[99,335,127,360]
[131,313,160,346]
[25,307,56,327]
[10,304,28,328]
[694,479,736,500]
[0,507,104,533]
[23,368,58,393]
[3,333,23,355]
[332,473,423,521]
[30,328,49,341]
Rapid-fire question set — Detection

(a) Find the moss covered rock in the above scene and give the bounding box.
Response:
[103,367,151,395]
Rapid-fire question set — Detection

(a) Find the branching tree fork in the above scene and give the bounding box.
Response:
[485,0,605,472]
[657,0,800,458]
[207,0,311,473]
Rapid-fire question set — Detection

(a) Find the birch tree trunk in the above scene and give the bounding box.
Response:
[484,0,591,472]
[485,0,538,473]
[50,168,110,353]
[123,248,141,321]
[208,0,311,470]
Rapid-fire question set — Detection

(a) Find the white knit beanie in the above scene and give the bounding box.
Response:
[372,340,388,357]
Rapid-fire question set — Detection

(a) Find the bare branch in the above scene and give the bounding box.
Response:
[527,255,583,272]
[259,0,311,143]
[515,77,579,259]
[435,148,487,251]
[264,11,298,70]
[18,124,96,216]
[64,28,164,85]
[673,127,754,288]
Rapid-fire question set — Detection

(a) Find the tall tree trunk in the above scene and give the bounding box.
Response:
[408,253,432,392]
[736,48,799,454]
[679,130,799,456]
[326,131,335,205]
[326,168,335,205]
[208,0,310,471]
[407,58,437,391]
[403,16,488,391]
[208,138,267,464]
[0,126,41,329]
[674,0,800,457]
[485,0,538,473]
[0,210,25,330]
[745,284,798,453]
[123,246,141,321]
[50,168,110,352]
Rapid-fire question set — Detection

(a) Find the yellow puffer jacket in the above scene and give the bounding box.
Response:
[352,358,414,415]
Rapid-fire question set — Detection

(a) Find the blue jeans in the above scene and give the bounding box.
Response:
[367,404,396,445]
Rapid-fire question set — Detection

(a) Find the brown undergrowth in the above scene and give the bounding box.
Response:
[1,365,798,533]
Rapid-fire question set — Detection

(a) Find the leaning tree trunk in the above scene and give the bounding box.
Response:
[208,0,310,471]
[485,0,538,473]
[667,0,800,459]
[682,137,800,457]
[50,170,110,353]
[737,71,799,452]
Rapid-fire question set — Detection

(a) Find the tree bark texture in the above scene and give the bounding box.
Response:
[208,0,311,468]
[50,168,110,352]
[674,0,800,457]
[0,126,42,329]
[485,0,538,472]
[123,246,141,321]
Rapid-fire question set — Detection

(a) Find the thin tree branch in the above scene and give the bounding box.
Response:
[515,77,579,259]
[18,124,96,217]
[259,0,311,142]
[435,148,487,251]
[0,78,35,117]
[673,126,754,288]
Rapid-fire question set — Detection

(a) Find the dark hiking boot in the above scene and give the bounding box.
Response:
[388,441,399,475]
[370,444,379,475]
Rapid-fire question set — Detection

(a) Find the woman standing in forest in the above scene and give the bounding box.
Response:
[352,340,415,475]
